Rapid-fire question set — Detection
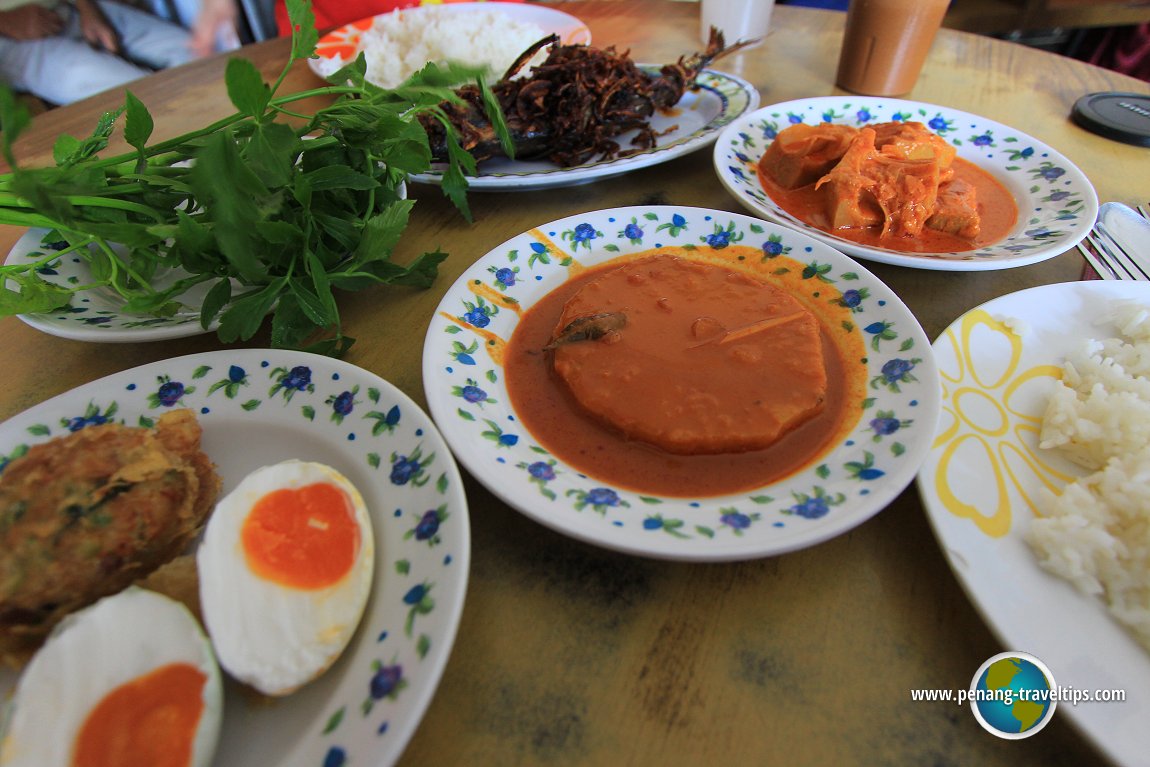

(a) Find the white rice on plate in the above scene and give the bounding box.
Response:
[359,8,547,89]
[1027,301,1150,651]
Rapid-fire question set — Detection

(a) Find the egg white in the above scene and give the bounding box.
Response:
[0,587,222,767]
[196,460,375,697]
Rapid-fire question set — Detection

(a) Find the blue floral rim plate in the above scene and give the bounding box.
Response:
[411,70,760,191]
[5,181,407,343]
[422,205,941,561]
[0,350,469,767]
[4,228,217,343]
[712,97,1099,271]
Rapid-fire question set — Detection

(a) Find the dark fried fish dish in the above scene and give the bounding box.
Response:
[0,409,219,665]
[421,28,753,168]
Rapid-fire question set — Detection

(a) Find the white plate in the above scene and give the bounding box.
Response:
[309,2,592,82]
[4,228,217,342]
[916,281,1150,766]
[0,350,470,767]
[713,97,1099,271]
[310,4,757,191]
[6,179,408,343]
[413,69,759,191]
[423,205,940,561]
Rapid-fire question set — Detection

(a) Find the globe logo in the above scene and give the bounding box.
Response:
[969,652,1057,739]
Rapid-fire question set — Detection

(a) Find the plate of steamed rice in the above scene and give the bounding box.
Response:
[917,280,1150,766]
[309,1,591,87]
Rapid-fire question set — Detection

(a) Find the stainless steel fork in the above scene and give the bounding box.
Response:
[1077,202,1150,281]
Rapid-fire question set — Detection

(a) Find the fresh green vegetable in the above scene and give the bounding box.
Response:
[0,0,509,356]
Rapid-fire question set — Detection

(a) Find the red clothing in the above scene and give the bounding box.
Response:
[276,0,522,36]
[1091,23,1150,83]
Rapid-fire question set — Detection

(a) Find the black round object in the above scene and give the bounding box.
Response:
[1071,92,1150,148]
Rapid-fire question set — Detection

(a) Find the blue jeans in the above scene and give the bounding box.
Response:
[0,1,194,105]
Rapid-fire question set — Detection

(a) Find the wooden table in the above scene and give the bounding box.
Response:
[2,2,1148,764]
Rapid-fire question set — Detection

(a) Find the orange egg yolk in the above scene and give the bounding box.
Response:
[72,662,206,767]
[241,481,360,589]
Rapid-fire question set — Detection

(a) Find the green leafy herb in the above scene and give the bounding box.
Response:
[0,0,509,355]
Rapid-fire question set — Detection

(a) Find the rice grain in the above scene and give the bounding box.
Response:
[1027,301,1150,651]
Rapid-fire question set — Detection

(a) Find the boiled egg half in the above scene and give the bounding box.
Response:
[196,460,375,696]
[0,587,222,767]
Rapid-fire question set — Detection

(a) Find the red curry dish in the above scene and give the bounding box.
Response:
[758,121,1017,253]
[551,255,828,454]
[504,249,867,497]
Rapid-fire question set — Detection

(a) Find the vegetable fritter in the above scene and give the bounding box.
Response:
[0,410,219,666]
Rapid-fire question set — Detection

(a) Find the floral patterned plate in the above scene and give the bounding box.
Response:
[4,228,218,342]
[916,281,1150,767]
[423,206,941,561]
[309,3,754,191]
[411,69,759,191]
[713,97,1099,271]
[0,350,469,767]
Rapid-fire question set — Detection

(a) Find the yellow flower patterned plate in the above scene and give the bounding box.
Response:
[916,280,1150,766]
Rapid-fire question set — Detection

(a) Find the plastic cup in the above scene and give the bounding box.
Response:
[835,0,950,96]
[700,0,776,47]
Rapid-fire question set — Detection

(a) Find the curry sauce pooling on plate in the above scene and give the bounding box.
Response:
[504,248,868,497]
[757,121,1017,253]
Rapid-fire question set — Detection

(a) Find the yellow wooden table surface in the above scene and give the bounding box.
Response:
[2,2,1148,764]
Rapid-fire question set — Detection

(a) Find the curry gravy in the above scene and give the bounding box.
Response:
[504,248,865,497]
[758,157,1017,253]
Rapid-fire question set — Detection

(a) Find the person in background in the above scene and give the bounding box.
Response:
[1083,23,1150,83]
[0,0,236,106]
[146,0,238,57]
